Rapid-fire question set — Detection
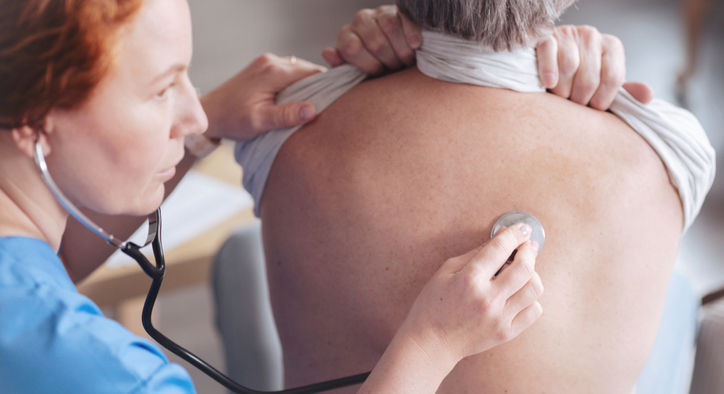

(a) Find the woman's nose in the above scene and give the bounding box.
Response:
[171,75,209,139]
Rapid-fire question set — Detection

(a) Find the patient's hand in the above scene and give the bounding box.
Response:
[537,25,654,109]
[322,5,420,76]
[324,7,653,109]
[201,54,326,141]
[400,224,543,364]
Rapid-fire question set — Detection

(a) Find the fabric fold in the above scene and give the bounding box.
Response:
[235,30,715,232]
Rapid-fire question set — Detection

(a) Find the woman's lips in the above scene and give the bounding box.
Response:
[158,165,177,180]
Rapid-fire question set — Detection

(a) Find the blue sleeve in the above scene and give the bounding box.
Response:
[0,279,196,394]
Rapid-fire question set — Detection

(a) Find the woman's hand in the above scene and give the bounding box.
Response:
[401,223,543,366]
[326,6,653,107]
[355,224,542,393]
[201,53,326,142]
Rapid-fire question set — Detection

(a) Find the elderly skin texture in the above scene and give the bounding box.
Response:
[260,68,683,394]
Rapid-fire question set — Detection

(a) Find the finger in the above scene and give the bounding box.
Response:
[255,101,317,131]
[443,244,486,274]
[462,223,532,280]
[588,34,625,110]
[623,81,654,104]
[336,24,385,75]
[399,11,422,50]
[493,225,508,237]
[536,35,559,89]
[569,26,602,106]
[510,301,543,337]
[350,8,404,70]
[550,26,580,99]
[375,6,416,67]
[505,271,544,315]
[494,240,537,298]
[321,47,345,67]
[270,57,327,91]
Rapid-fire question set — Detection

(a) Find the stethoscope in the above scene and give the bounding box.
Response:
[33,138,545,394]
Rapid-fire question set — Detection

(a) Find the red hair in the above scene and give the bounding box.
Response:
[0,0,143,129]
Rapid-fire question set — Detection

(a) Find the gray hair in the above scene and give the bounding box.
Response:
[396,0,575,51]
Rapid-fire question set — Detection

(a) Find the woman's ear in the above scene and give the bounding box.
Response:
[10,118,53,159]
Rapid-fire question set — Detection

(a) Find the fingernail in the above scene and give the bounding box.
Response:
[408,34,421,48]
[299,106,315,121]
[519,224,532,237]
[543,72,557,88]
[531,240,540,254]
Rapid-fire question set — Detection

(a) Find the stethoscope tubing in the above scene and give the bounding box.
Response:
[33,138,370,394]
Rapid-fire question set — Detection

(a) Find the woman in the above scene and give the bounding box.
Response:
[0,0,636,393]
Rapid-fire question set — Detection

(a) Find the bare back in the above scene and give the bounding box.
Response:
[260,68,683,393]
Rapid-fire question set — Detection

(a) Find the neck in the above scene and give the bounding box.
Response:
[0,134,68,251]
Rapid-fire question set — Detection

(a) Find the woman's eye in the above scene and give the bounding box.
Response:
[155,84,174,100]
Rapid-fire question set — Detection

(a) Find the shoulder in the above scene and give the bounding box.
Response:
[0,237,195,394]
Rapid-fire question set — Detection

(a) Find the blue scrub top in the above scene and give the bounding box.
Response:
[0,236,196,394]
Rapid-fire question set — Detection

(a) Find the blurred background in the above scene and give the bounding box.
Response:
[110,0,724,393]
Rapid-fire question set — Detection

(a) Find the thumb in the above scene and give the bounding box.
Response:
[623,82,654,104]
[442,226,508,274]
[256,102,317,131]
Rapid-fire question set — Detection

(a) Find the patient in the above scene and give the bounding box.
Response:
[249,1,712,393]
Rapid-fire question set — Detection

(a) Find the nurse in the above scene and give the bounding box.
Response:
[0,0,645,393]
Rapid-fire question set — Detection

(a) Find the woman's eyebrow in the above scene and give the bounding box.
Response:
[150,63,187,85]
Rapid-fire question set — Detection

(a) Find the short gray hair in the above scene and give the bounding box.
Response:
[397,0,575,51]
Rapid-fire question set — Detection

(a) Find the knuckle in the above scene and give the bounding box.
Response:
[556,25,575,35]
[494,320,513,342]
[377,13,399,35]
[588,97,608,111]
[365,63,386,76]
[352,9,373,28]
[365,36,387,56]
[531,273,544,297]
[558,55,580,77]
[555,25,577,40]
[255,53,273,62]
[577,25,600,40]
[576,75,600,93]
[474,294,495,316]
[255,55,282,75]
[488,238,510,261]
[603,34,624,52]
[339,36,364,58]
[336,24,352,41]
[537,35,554,50]
[282,107,298,126]
[533,302,543,318]
[459,269,478,289]
[517,256,535,280]
[376,4,397,14]
[601,64,624,87]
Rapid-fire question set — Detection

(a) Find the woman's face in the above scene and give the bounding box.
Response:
[44,0,207,216]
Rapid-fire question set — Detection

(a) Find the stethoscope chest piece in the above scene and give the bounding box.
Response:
[490,211,545,254]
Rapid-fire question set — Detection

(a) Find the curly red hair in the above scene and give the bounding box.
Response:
[0,0,143,129]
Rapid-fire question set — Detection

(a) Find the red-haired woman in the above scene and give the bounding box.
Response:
[0,0,641,393]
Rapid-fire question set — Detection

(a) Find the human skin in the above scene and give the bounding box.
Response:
[57,4,646,283]
[0,0,207,251]
[0,1,545,392]
[260,67,683,393]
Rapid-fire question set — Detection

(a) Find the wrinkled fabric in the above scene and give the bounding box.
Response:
[235,30,715,232]
[0,236,196,394]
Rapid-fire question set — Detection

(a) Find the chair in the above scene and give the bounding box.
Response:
[212,223,724,394]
